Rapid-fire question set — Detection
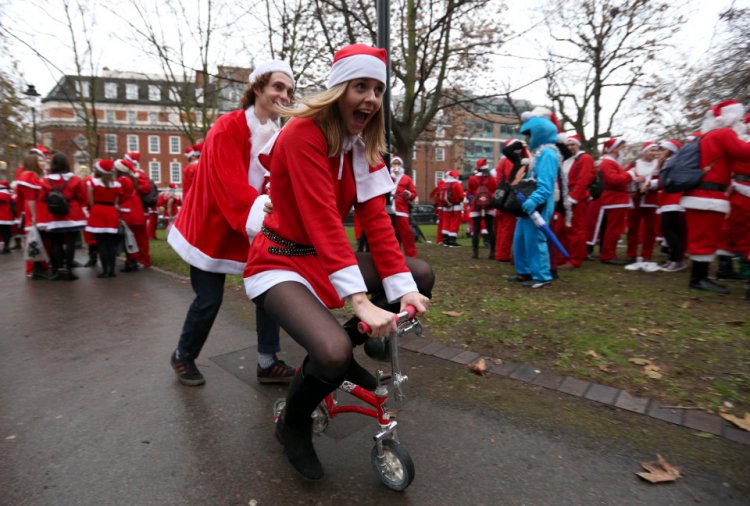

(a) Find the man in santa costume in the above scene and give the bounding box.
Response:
[167,60,297,386]
[122,152,153,267]
[682,100,750,294]
[389,156,418,257]
[624,142,660,269]
[182,142,202,197]
[594,138,645,265]
[468,158,497,259]
[441,170,464,247]
[157,182,180,233]
[558,134,595,268]
[430,176,447,244]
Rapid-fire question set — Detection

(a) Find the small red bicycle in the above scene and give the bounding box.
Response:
[273,306,422,491]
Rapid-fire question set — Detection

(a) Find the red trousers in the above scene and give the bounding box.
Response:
[442,210,462,237]
[494,211,516,261]
[559,200,589,267]
[126,224,151,267]
[685,208,726,261]
[719,204,750,261]
[626,200,657,260]
[394,215,417,257]
[585,198,604,245]
[600,207,628,262]
[147,211,158,240]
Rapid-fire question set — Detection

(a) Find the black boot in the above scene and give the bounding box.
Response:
[276,367,339,480]
[84,247,97,267]
[689,260,729,294]
[488,246,495,260]
[745,283,750,301]
[717,255,744,280]
[471,245,479,259]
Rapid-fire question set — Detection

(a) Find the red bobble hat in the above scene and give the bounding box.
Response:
[602,138,624,154]
[114,159,134,174]
[95,160,115,174]
[327,44,387,89]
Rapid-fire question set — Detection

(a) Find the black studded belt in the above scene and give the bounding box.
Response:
[262,226,316,256]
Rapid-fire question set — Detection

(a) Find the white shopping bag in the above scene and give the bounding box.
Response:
[121,221,140,254]
[24,225,49,262]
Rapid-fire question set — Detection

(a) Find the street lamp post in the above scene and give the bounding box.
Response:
[23,84,41,146]
[376,0,391,160]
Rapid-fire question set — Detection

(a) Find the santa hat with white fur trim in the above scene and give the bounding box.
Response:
[327,44,387,89]
[248,60,295,88]
[659,139,683,153]
[114,159,134,174]
[566,134,582,146]
[640,141,658,153]
[30,145,49,159]
[391,155,403,165]
[602,138,625,154]
[701,100,746,133]
[124,152,141,165]
[95,160,115,174]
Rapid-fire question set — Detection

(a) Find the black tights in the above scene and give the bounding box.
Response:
[95,233,119,275]
[49,231,78,271]
[256,253,435,383]
[660,211,686,262]
[472,215,495,249]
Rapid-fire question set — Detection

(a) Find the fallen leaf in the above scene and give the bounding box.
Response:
[646,328,665,335]
[725,320,747,326]
[692,432,718,439]
[442,311,464,317]
[468,358,487,376]
[636,454,681,483]
[629,357,652,366]
[644,364,661,373]
[270,478,282,485]
[720,412,750,432]
[492,358,504,365]
[628,327,640,332]
[680,301,691,309]
[644,369,663,379]
[585,349,600,359]
[597,365,612,373]
[489,437,496,444]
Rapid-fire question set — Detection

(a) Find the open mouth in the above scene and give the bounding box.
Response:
[353,110,371,124]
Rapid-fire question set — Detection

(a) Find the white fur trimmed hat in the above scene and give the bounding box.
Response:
[248,60,295,89]
[701,100,746,133]
[327,44,387,89]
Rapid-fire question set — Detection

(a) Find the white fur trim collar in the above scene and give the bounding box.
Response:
[246,106,281,192]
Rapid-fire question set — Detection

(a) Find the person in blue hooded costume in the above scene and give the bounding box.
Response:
[510,114,561,288]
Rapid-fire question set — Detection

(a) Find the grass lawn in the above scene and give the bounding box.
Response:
[150,224,750,416]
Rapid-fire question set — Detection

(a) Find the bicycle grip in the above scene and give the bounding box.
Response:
[357,305,417,334]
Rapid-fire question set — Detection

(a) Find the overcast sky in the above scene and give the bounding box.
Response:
[4,0,747,137]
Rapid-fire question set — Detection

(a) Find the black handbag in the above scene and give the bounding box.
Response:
[503,178,539,217]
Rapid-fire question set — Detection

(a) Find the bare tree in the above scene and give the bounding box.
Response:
[543,0,683,154]
[310,0,509,166]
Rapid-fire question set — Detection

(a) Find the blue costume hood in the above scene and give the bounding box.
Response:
[519,116,558,150]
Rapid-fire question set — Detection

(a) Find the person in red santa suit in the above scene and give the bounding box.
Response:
[121,152,153,267]
[493,139,526,262]
[430,176,447,244]
[594,138,645,264]
[623,142,660,269]
[114,158,147,272]
[0,180,15,253]
[715,113,750,296]
[441,170,465,247]
[244,44,433,481]
[468,158,497,258]
[389,155,418,257]
[85,160,122,278]
[682,100,750,294]
[157,182,180,234]
[167,60,298,387]
[182,142,202,197]
[653,139,687,272]
[41,153,88,280]
[557,134,596,268]
[17,148,52,279]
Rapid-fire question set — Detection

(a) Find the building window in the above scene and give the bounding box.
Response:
[75,80,90,98]
[126,84,138,100]
[148,112,158,124]
[169,136,181,154]
[105,110,115,123]
[170,162,182,183]
[104,134,117,153]
[148,135,160,154]
[436,125,445,138]
[435,147,445,162]
[168,87,180,103]
[127,110,137,124]
[149,161,161,183]
[104,82,117,99]
[434,171,445,186]
[127,135,139,152]
[148,85,161,101]
[412,149,418,160]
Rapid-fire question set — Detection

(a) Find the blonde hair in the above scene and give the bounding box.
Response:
[281,82,386,167]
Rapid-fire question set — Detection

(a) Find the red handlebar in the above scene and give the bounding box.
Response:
[357,305,417,334]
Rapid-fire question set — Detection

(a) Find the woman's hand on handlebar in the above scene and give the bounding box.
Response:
[350,293,397,338]
[400,291,429,316]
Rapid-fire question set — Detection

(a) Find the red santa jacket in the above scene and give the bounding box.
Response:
[244,117,415,309]
[41,173,88,230]
[626,159,660,207]
[157,191,179,218]
[0,187,15,224]
[392,173,416,217]
[168,109,270,274]
[599,156,635,209]
[567,152,596,203]
[467,173,497,215]
[730,158,750,213]
[443,179,465,212]
[16,171,50,230]
[430,180,446,210]
[681,127,750,214]
[118,176,146,226]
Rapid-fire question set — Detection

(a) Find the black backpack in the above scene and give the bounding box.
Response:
[588,169,604,200]
[659,139,713,193]
[46,179,69,216]
[140,179,159,208]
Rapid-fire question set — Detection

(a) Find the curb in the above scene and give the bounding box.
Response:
[398,334,750,446]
